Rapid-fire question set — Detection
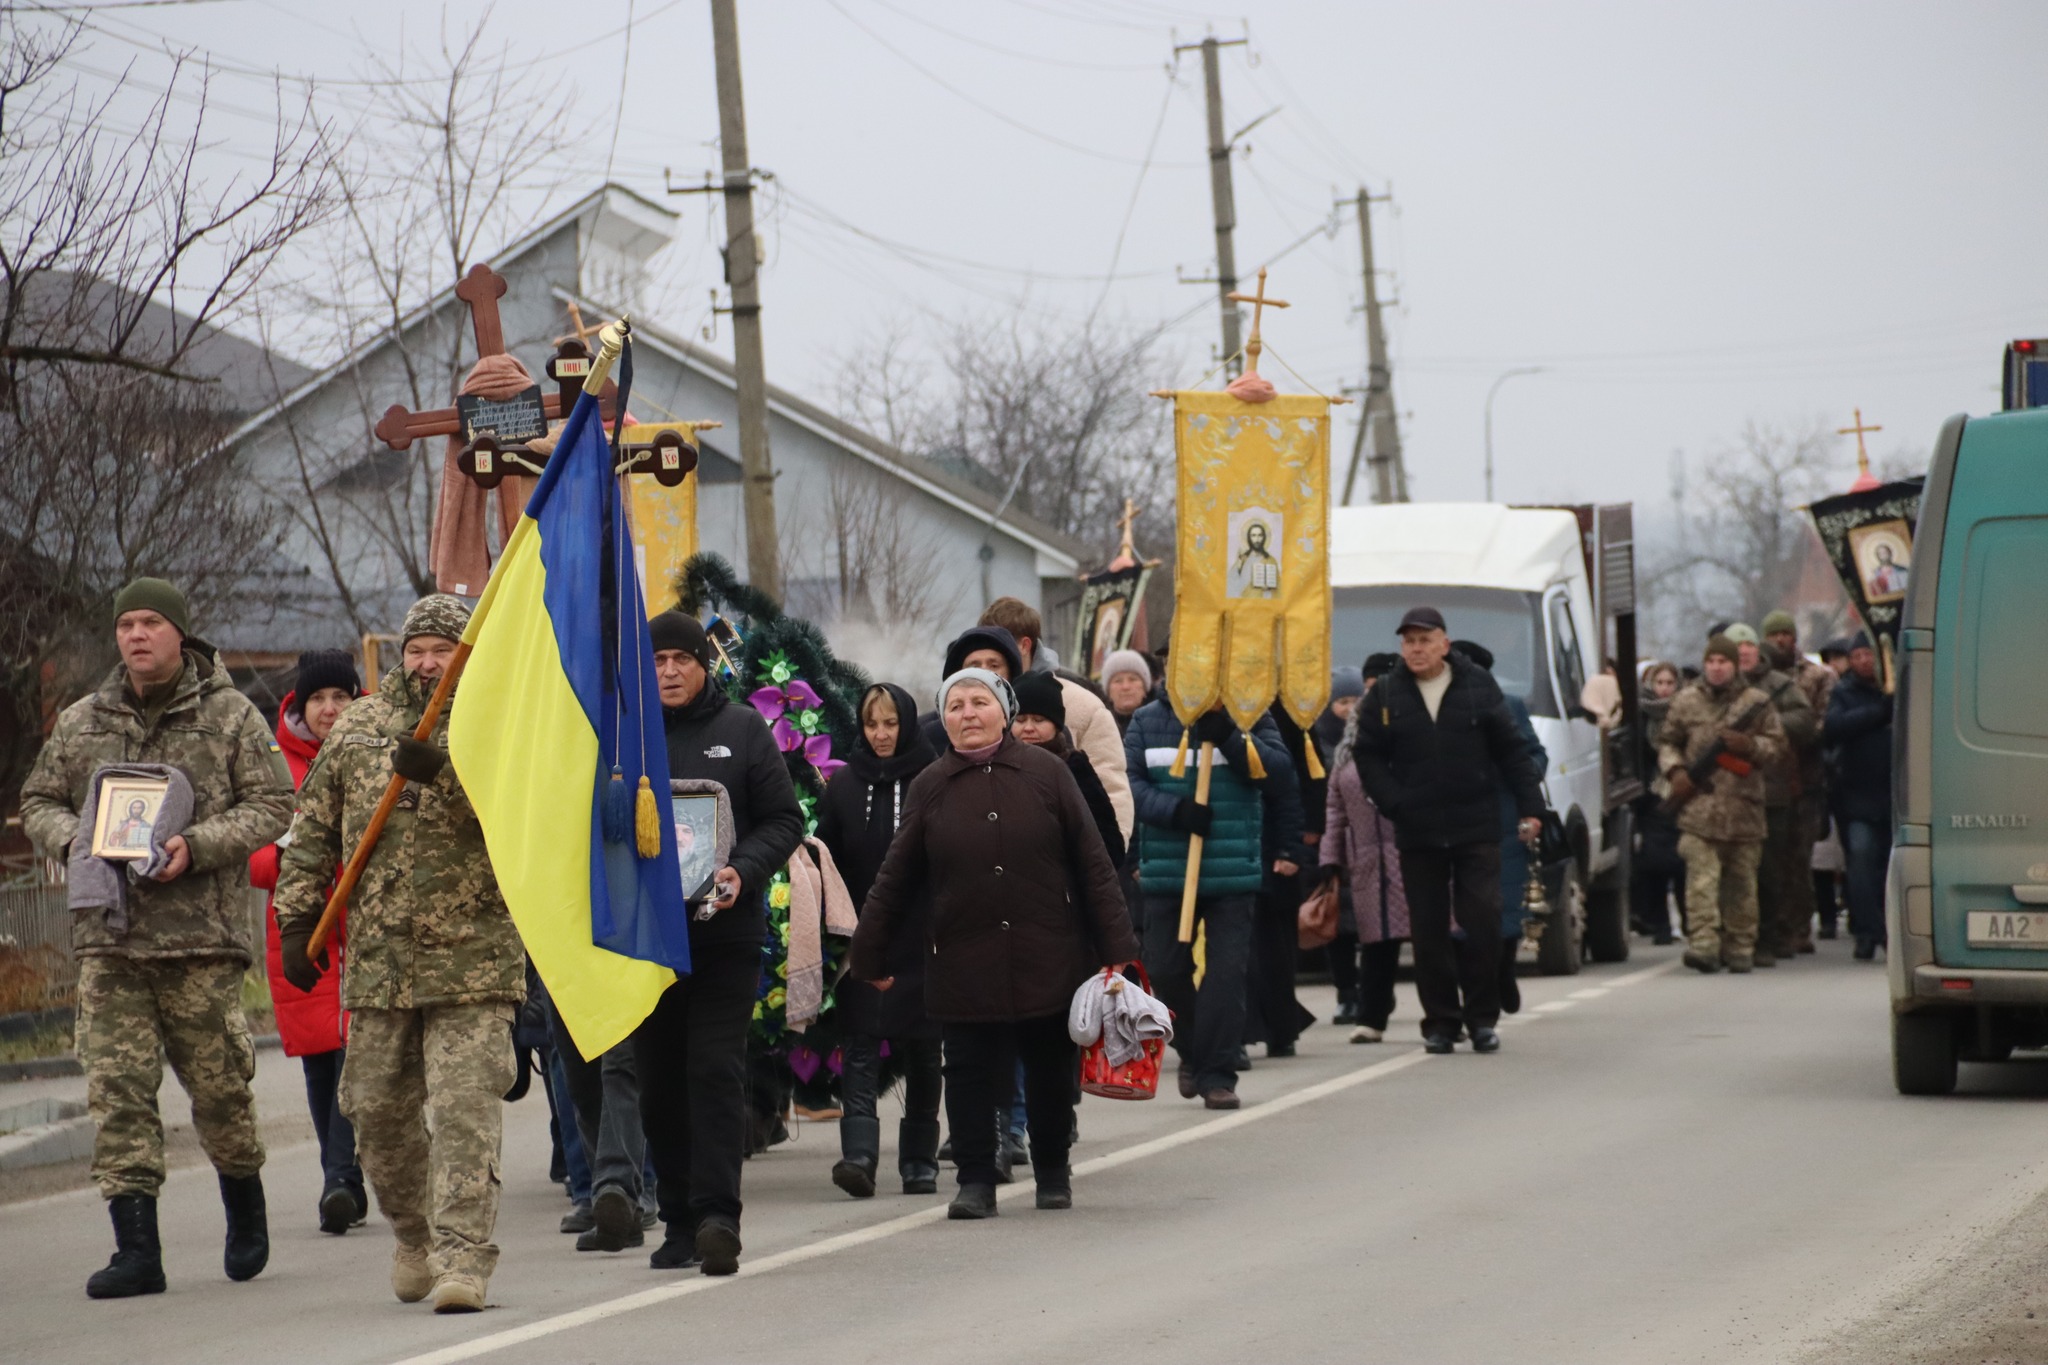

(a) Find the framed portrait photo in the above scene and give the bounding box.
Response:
[91,776,170,860]
[1847,519,1912,605]
[671,791,723,901]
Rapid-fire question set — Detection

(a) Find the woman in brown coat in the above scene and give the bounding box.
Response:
[849,667,1138,1221]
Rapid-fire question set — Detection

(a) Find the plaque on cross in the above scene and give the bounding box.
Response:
[371,263,620,452]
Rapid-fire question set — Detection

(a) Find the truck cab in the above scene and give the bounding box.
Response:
[1890,408,2048,1093]
[1329,503,1640,973]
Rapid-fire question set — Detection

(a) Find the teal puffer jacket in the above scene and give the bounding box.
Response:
[1124,700,1285,898]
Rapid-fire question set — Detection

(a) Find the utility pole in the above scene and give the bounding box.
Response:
[709,0,781,599]
[1176,35,1249,375]
[1341,187,1407,505]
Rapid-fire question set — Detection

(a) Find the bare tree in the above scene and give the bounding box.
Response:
[783,462,962,634]
[0,14,330,401]
[0,13,331,802]
[1641,420,1855,660]
[252,18,578,627]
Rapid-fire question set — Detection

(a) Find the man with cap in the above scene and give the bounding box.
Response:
[272,594,526,1313]
[22,578,294,1299]
[1727,623,1815,966]
[1762,610,1835,955]
[1349,608,1545,1053]
[1823,633,1893,959]
[1657,634,1787,973]
[640,610,804,1275]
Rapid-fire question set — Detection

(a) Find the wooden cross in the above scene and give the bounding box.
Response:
[1116,497,1137,561]
[1226,266,1290,377]
[371,262,617,451]
[1837,407,1882,478]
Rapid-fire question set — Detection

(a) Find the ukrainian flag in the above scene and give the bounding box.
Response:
[450,388,691,1060]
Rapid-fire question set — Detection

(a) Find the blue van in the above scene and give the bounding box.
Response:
[1890,408,2048,1093]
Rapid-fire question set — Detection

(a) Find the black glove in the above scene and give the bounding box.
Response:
[391,737,447,783]
[1192,711,1238,748]
[278,924,328,994]
[1170,798,1214,839]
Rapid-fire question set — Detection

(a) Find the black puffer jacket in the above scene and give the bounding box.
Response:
[662,685,806,947]
[815,684,939,1038]
[1350,651,1545,850]
[1824,669,1893,826]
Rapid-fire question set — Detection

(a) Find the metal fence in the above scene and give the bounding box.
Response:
[0,881,270,1015]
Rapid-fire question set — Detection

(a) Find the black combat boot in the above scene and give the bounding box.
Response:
[86,1194,166,1299]
[898,1119,942,1195]
[832,1116,880,1199]
[219,1171,270,1281]
[948,1182,998,1220]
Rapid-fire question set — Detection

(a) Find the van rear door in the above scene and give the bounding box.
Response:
[1931,409,2048,966]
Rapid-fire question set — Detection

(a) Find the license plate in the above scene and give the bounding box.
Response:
[1967,911,2048,948]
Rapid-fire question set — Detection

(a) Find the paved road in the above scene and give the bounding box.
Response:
[8,939,2048,1365]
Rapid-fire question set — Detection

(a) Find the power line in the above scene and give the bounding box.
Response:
[819,0,1201,168]
[861,0,1160,73]
[603,0,636,185]
[1088,65,1182,324]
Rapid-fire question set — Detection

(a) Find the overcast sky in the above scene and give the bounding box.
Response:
[38,0,2048,523]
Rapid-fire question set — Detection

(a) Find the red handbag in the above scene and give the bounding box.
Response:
[1079,963,1171,1101]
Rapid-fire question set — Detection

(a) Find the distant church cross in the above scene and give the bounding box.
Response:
[1226,266,1289,376]
[1838,407,1883,488]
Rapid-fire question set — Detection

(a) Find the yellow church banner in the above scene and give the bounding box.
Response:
[1163,389,1332,736]
[618,422,703,618]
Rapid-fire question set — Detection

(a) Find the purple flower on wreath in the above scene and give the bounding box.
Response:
[749,679,823,729]
[802,733,846,781]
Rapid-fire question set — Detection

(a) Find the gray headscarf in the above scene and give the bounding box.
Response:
[935,667,1016,724]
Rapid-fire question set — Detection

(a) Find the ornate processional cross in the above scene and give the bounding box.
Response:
[1226,267,1290,378]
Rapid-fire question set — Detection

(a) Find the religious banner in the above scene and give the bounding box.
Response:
[1075,563,1151,678]
[1807,476,1924,690]
[618,422,706,617]
[1161,389,1332,736]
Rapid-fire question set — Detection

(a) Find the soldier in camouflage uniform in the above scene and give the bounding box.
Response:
[272,594,525,1315]
[1727,623,1816,967]
[19,578,293,1299]
[1761,610,1836,955]
[1657,634,1786,974]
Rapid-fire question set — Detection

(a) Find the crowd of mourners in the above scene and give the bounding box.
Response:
[18,576,1894,1313]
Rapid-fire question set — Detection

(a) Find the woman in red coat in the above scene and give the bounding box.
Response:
[248,650,363,1234]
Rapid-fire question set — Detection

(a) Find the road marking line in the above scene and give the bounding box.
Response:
[383,954,1682,1365]
[1534,1000,1577,1012]
[1568,987,1610,1000]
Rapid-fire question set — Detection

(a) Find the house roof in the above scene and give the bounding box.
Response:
[224,183,674,447]
[589,292,1087,574]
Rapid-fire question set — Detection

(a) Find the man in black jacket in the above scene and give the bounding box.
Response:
[1351,607,1545,1054]
[1823,633,1892,960]
[637,612,804,1276]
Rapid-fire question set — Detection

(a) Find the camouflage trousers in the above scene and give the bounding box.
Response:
[340,1003,514,1285]
[76,954,264,1199]
[1679,833,1763,965]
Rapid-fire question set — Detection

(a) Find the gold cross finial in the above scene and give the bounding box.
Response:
[1225,267,1290,376]
[1837,407,1883,477]
[1108,497,1139,570]
[553,300,606,348]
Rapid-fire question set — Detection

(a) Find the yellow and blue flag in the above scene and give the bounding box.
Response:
[449,387,691,1059]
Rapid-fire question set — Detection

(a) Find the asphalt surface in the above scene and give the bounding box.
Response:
[8,938,2048,1365]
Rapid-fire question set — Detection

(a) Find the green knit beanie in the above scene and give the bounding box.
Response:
[1759,610,1797,637]
[112,578,191,638]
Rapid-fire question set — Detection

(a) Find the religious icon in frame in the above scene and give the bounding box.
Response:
[91,776,171,860]
[1848,520,1911,605]
[1226,508,1283,600]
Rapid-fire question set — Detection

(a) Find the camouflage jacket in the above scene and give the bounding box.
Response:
[1777,654,1836,799]
[1740,664,1816,806]
[19,651,292,963]
[1655,677,1786,843]
[273,666,524,1009]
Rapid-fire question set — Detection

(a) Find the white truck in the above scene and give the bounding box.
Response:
[1328,502,1643,973]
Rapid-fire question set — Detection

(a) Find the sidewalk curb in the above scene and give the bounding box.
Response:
[0,1033,283,1085]
[0,1098,91,1172]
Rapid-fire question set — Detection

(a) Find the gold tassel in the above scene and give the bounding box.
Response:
[1169,727,1191,779]
[634,775,661,858]
[1242,733,1267,781]
[1303,743,1325,780]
